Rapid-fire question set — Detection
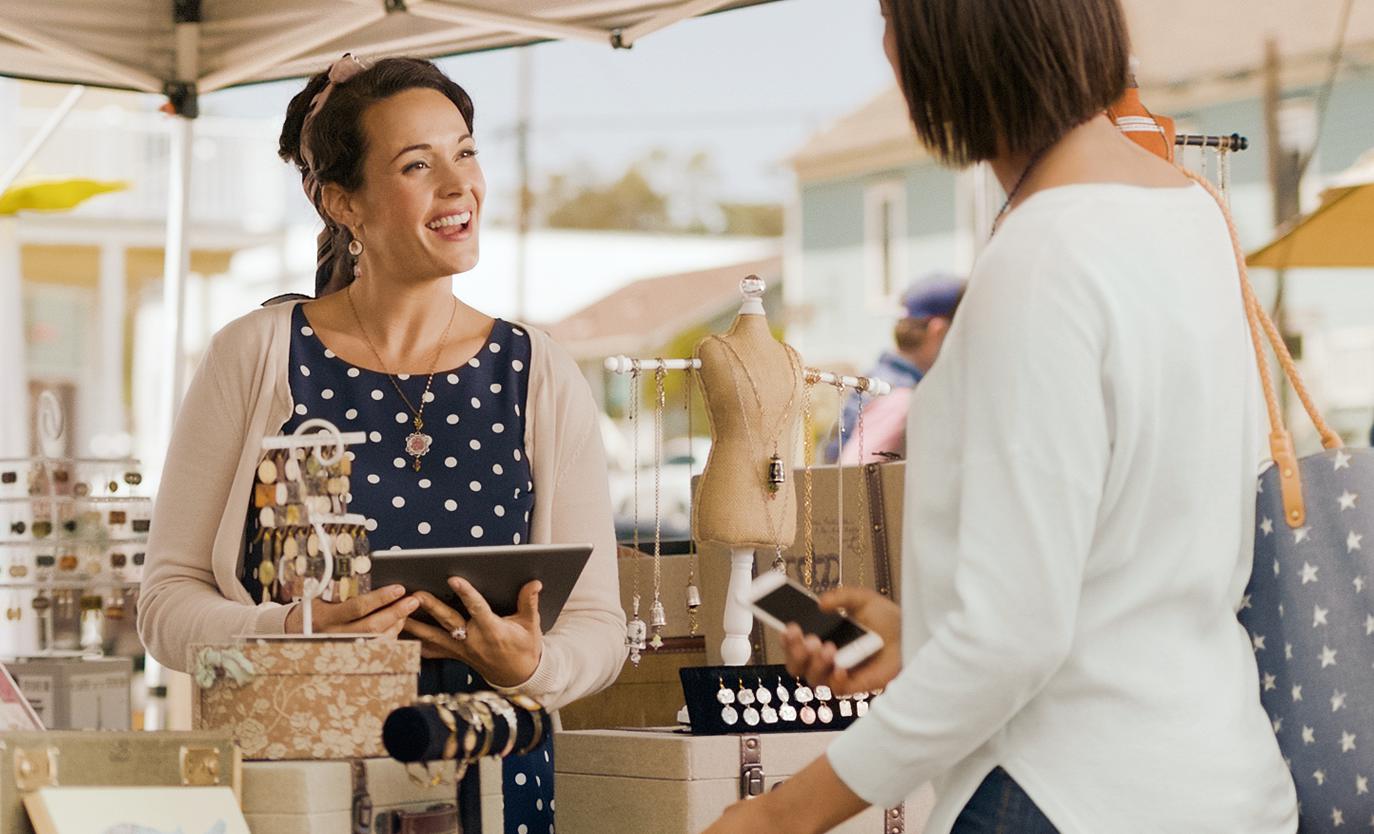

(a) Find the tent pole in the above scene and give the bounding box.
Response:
[147,1,200,734]
[160,114,192,447]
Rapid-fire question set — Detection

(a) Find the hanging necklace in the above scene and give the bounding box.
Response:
[801,371,817,590]
[347,286,458,471]
[705,336,803,568]
[684,368,702,635]
[626,363,648,666]
[989,145,1051,238]
[648,364,668,649]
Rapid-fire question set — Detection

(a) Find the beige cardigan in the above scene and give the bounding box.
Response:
[137,301,627,711]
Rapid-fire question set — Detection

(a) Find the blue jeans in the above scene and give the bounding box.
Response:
[951,767,1060,834]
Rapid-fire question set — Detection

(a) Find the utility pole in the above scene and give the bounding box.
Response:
[514,47,533,322]
[1262,38,1302,417]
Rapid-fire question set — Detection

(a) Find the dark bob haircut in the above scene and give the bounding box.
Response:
[279,57,475,295]
[884,0,1130,167]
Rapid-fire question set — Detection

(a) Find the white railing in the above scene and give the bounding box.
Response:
[14,107,309,231]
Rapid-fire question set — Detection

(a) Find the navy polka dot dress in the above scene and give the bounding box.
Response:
[244,303,555,833]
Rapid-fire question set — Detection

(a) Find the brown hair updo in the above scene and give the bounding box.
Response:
[279,56,476,295]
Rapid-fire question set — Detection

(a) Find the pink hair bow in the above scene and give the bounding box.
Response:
[301,53,370,203]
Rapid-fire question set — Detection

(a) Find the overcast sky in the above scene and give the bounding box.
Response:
[205,0,897,206]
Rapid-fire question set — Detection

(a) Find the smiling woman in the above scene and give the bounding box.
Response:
[137,55,627,834]
[278,56,484,296]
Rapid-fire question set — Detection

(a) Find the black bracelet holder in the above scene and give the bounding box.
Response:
[383,700,549,834]
[679,664,861,736]
[382,702,545,763]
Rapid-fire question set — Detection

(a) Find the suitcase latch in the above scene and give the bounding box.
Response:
[179,746,221,786]
[738,735,764,798]
[14,747,58,792]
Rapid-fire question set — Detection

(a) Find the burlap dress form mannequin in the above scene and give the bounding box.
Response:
[692,313,803,549]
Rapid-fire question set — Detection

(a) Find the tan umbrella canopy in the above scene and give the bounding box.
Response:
[0,0,778,107]
[1248,150,1374,269]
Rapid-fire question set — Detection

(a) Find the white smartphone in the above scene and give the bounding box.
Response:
[747,571,884,670]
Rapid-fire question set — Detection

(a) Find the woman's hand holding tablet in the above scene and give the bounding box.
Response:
[404,577,544,688]
[285,584,419,637]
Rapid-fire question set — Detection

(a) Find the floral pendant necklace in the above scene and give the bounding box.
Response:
[347,287,458,471]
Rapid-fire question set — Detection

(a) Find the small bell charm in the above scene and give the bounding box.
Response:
[649,597,667,650]
[685,582,702,637]
[627,594,648,666]
[766,454,785,494]
[627,616,648,665]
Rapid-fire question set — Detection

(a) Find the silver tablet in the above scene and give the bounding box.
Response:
[369,544,593,633]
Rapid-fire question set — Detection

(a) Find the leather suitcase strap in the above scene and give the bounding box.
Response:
[351,760,373,834]
[377,805,459,834]
[864,463,895,599]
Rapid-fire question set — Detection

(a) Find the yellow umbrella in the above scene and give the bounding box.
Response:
[0,178,128,216]
[1247,151,1374,269]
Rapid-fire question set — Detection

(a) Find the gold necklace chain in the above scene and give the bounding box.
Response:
[648,364,667,649]
[801,373,816,590]
[685,368,701,635]
[706,336,802,458]
[346,286,458,471]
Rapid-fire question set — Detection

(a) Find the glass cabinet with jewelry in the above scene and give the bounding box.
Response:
[0,455,151,658]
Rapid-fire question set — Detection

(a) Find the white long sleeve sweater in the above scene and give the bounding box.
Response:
[827,183,1298,833]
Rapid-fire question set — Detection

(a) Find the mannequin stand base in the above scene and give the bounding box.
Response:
[720,546,756,666]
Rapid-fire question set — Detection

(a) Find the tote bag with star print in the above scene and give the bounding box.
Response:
[1191,173,1374,831]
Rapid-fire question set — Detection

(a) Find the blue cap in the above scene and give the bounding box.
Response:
[902,273,964,320]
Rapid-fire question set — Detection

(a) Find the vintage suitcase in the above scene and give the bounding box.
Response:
[191,636,420,760]
[0,729,241,834]
[241,757,503,834]
[559,547,709,731]
[555,727,934,834]
[701,461,906,665]
[559,637,703,731]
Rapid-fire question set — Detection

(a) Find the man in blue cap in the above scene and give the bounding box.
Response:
[825,272,965,463]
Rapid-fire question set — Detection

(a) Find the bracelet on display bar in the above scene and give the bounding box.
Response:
[472,691,519,758]
[383,691,549,766]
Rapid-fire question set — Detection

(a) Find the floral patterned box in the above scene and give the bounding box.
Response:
[190,636,420,761]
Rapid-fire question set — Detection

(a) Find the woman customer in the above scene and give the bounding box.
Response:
[137,56,626,833]
[706,0,1297,831]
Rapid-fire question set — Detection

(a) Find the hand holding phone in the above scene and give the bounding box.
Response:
[748,572,885,670]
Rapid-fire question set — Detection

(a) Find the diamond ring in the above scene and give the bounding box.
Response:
[450,625,467,641]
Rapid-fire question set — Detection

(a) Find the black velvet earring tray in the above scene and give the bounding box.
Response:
[679,664,869,736]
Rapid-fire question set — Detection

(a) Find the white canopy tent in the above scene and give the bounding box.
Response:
[0,0,781,444]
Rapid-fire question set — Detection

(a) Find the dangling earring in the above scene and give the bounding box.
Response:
[348,236,364,280]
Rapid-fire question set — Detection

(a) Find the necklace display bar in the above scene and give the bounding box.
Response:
[604,356,892,396]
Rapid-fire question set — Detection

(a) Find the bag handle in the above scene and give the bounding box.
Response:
[1183,171,1343,528]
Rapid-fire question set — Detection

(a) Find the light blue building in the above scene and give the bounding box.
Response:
[783,30,1374,445]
